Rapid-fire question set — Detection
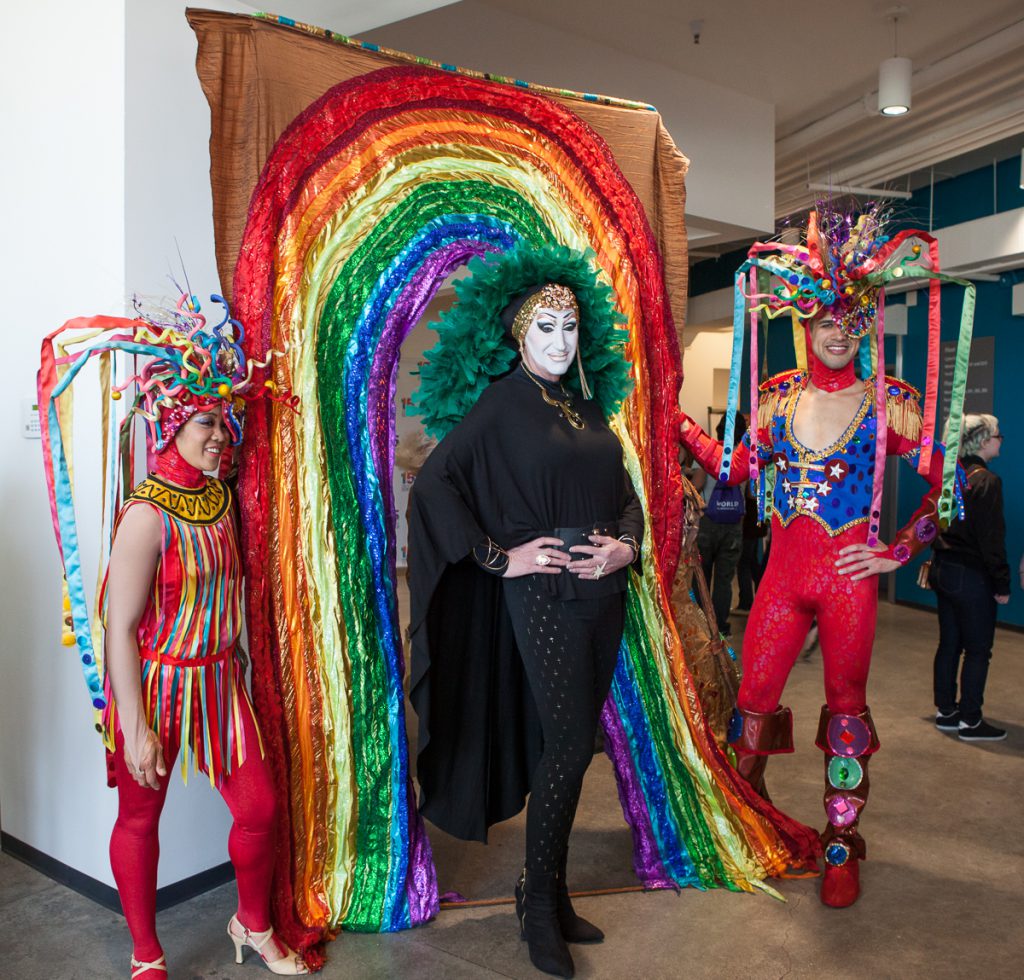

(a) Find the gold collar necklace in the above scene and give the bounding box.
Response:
[520,363,585,429]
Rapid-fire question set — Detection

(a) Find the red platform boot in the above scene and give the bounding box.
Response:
[816,705,880,908]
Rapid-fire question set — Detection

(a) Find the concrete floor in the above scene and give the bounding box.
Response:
[2,601,1021,979]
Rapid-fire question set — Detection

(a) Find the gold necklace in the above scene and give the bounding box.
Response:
[521,364,585,429]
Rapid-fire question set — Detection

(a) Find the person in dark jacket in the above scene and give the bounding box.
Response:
[931,413,1010,741]
[695,412,748,635]
[736,478,767,612]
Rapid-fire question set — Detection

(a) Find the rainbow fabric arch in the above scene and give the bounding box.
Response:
[232,65,818,956]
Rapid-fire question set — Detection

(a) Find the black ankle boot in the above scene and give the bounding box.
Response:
[516,869,575,978]
[555,854,603,944]
[516,866,603,945]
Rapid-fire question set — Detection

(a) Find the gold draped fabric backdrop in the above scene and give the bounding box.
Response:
[187,8,817,963]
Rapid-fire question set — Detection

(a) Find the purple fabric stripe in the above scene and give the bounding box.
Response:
[600,696,674,889]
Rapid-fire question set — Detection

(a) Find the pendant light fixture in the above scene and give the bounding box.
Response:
[878,13,912,116]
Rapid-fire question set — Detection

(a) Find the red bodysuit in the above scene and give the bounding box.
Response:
[685,370,942,715]
[682,365,952,907]
[104,449,278,973]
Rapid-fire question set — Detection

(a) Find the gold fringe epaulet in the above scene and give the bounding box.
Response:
[757,370,804,431]
[883,376,922,442]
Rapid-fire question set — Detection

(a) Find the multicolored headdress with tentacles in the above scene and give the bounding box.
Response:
[750,205,897,340]
[412,241,632,439]
[112,292,299,450]
[718,202,976,543]
[37,290,293,717]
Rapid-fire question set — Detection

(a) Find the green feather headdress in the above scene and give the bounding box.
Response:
[412,242,632,439]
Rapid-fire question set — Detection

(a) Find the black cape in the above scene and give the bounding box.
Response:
[408,367,643,842]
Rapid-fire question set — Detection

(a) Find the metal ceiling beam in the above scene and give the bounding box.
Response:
[776,18,1024,154]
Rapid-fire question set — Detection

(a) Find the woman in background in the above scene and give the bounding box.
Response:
[931,413,1009,742]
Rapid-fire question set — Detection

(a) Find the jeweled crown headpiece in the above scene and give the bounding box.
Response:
[752,205,899,340]
[412,241,632,440]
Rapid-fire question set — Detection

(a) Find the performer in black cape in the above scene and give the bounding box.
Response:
[408,243,640,978]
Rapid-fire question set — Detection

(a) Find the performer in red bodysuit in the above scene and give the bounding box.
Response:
[39,294,307,978]
[679,206,974,908]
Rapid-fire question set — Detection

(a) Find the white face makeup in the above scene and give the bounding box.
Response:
[174,411,229,472]
[522,305,579,380]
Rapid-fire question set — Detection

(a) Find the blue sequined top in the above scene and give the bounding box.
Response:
[749,374,927,538]
[761,385,877,536]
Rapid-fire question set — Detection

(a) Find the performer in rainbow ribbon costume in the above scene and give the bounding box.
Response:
[38,293,307,977]
[679,204,975,908]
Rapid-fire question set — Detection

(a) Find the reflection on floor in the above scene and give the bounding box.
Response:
[1,602,1020,979]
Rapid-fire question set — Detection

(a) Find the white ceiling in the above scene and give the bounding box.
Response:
[248,0,1024,244]
[481,0,1024,221]
[482,0,1021,131]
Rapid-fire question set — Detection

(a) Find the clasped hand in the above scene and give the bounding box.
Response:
[504,535,634,580]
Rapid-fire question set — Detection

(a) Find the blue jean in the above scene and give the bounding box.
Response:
[697,516,742,635]
[736,537,764,609]
[931,555,997,724]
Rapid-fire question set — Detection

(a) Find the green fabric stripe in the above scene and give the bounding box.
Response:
[315,180,550,928]
[622,585,733,888]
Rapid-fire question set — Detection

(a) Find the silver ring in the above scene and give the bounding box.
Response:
[593,562,607,579]
[535,553,551,566]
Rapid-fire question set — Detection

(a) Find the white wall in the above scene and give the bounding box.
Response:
[680,330,735,430]
[1,0,460,892]
[367,2,775,241]
[0,0,128,886]
[0,0,250,890]
[934,207,1024,275]
[120,0,257,886]
[123,0,464,295]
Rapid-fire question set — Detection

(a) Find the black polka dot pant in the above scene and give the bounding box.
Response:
[503,576,625,874]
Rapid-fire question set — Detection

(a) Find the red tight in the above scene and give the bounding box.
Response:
[739,519,876,715]
[109,698,276,963]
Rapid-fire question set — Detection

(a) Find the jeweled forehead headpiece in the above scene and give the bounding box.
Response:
[511,283,580,343]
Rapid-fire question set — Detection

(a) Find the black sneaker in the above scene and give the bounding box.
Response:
[958,719,1007,742]
[935,710,960,732]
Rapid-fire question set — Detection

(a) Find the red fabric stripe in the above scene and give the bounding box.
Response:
[139,647,232,668]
